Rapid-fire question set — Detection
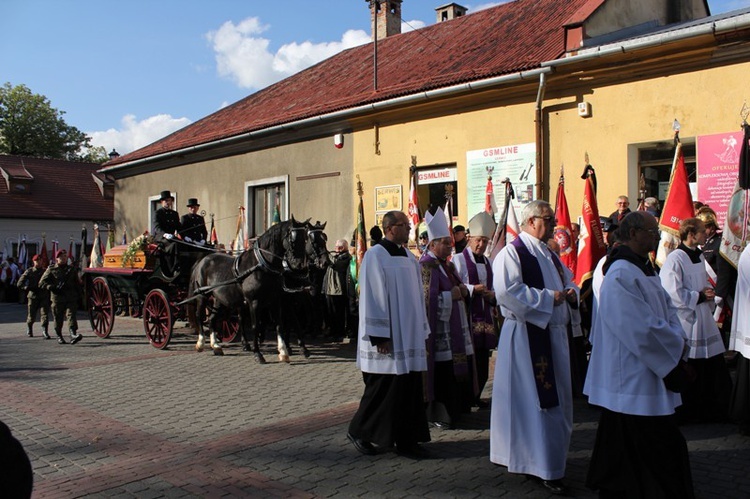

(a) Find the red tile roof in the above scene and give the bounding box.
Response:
[0,155,114,221]
[105,0,593,168]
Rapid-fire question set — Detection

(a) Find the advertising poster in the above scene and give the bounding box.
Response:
[697,131,741,227]
[466,143,536,221]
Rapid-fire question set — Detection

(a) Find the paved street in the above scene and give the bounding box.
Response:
[1,301,749,498]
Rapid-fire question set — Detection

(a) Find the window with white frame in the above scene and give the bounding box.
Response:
[246,176,288,238]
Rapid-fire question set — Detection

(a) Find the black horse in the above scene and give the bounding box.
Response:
[187,218,328,363]
[269,221,330,359]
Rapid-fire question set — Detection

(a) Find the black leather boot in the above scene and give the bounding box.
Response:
[42,324,51,340]
[56,330,66,344]
[26,324,33,337]
[70,330,83,345]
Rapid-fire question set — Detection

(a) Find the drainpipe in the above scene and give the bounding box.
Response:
[534,72,547,200]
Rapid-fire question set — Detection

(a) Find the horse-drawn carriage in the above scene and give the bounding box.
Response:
[83,239,238,349]
[83,217,330,359]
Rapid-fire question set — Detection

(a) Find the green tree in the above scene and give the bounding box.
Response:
[0,82,99,162]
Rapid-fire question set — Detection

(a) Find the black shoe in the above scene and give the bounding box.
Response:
[396,443,431,459]
[347,433,376,455]
[42,331,51,340]
[429,421,452,430]
[57,336,67,344]
[70,333,83,345]
[475,399,490,409]
[539,479,567,495]
[26,331,33,337]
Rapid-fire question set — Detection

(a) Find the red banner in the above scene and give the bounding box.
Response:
[554,173,576,275]
[656,142,694,266]
[575,169,607,287]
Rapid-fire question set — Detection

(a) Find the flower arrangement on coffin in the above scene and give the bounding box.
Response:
[122,231,154,267]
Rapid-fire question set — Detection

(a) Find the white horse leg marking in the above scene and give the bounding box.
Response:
[277,331,290,363]
[195,332,205,352]
[210,331,224,356]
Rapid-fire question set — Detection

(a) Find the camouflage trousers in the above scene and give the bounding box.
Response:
[50,298,78,334]
[26,296,51,327]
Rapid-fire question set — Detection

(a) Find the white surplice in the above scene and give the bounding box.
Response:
[660,249,725,359]
[584,259,686,415]
[729,246,750,358]
[489,231,578,481]
[357,244,430,375]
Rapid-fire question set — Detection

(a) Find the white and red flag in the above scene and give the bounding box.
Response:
[575,164,607,288]
[408,167,421,242]
[554,167,576,275]
[656,141,695,267]
[488,179,521,261]
[719,122,750,268]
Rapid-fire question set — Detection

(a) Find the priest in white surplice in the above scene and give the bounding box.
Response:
[659,217,731,423]
[490,200,579,495]
[347,211,432,459]
[729,244,750,434]
[585,211,695,498]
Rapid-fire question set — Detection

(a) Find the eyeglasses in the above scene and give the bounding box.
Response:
[532,216,557,224]
[617,202,629,205]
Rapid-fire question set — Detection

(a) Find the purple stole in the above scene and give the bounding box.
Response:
[511,237,560,409]
[420,253,470,401]
[462,247,498,350]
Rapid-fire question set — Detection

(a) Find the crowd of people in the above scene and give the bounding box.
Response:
[346,194,749,498]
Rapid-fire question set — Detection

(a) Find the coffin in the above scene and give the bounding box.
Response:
[103,244,155,269]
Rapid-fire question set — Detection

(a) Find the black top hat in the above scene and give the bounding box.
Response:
[186,198,200,207]
[159,190,174,201]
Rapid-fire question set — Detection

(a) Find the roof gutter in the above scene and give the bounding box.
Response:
[101,67,553,174]
[542,12,750,69]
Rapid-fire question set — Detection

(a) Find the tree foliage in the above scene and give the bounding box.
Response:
[0,82,104,163]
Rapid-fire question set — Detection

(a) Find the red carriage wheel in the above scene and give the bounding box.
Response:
[88,277,115,338]
[216,315,240,343]
[143,289,173,349]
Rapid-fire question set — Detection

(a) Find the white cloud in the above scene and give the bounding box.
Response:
[88,114,192,155]
[206,17,370,90]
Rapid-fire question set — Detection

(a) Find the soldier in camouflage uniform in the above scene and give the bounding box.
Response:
[17,254,51,339]
[40,250,83,344]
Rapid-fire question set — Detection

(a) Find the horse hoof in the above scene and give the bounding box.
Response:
[195,346,204,353]
[242,345,252,352]
[255,354,267,364]
[212,348,224,356]
[303,348,311,359]
[279,354,290,363]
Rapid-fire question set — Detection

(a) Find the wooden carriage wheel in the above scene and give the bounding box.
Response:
[88,277,115,338]
[216,314,240,343]
[143,289,172,349]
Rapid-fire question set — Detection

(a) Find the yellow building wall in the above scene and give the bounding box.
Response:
[546,61,750,219]
[353,60,750,232]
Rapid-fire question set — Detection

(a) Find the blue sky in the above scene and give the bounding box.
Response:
[2,0,748,155]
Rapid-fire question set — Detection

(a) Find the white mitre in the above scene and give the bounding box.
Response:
[425,207,451,243]
[468,212,496,238]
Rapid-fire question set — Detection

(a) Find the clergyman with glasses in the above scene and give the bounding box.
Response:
[489,200,579,495]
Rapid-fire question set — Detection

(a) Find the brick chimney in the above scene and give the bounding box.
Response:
[369,0,402,40]
[435,3,468,23]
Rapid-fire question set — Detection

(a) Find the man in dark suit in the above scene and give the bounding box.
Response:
[153,190,181,240]
[180,198,208,244]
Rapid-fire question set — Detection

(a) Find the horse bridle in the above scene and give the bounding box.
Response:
[306,227,329,265]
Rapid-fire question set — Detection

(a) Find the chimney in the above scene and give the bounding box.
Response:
[368,0,402,40]
[435,3,468,23]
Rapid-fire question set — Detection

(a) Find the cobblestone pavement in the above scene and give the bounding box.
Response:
[1,301,750,498]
